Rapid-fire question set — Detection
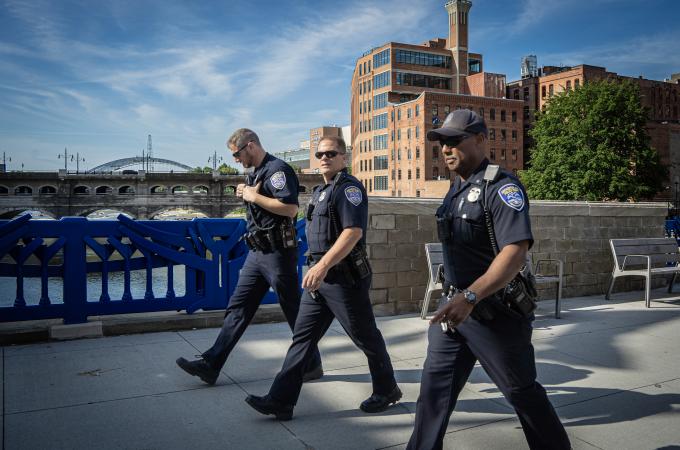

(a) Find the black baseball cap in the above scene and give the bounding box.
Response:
[426,109,488,142]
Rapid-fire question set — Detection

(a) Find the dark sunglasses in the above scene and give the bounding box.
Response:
[439,135,469,148]
[314,150,341,160]
[233,141,252,158]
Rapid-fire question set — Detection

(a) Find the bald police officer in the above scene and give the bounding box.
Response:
[176,128,322,385]
[245,136,401,420]
[407,110,570,449]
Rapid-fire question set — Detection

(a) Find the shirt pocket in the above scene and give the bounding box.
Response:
[456,203,485,244]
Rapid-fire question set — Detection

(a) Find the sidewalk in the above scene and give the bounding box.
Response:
[2,290,680,450]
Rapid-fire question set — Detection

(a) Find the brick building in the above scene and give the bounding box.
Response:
[350,0,523,198]
[507,64,680,196]
[305,125,352,174]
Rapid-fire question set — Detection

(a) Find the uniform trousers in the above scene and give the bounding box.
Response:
[268,275,396,405]
[407,307,570,450]
[202,248,321,371]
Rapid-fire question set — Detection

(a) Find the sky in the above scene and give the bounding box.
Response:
[1,0,679,172]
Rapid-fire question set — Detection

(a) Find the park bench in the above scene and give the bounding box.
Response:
[420,242,564,319]
[606,237,680,308]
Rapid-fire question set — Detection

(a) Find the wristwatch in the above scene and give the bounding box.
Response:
[462,289,477,305]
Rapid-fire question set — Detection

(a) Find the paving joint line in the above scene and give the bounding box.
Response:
[176,330,239,386]
[2,338,187,358]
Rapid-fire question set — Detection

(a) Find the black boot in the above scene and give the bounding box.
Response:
[176,357,219,385]
[360,385,402,413]
[245,394,294,421]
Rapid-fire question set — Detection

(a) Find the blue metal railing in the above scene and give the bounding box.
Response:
[0,215,308,324]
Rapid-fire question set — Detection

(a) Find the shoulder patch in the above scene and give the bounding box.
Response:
[344,186,363,206]
[270,171,286,190]
[498,183,525,211]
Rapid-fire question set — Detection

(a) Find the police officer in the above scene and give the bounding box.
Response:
[244,136,401,420]
[176,128,322,385]
[407,110,571,449]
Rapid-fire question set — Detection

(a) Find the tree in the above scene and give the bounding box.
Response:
[217,163,239,175]
[520,79,666,201]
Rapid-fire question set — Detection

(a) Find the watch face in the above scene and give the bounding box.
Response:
[464,291,476,304]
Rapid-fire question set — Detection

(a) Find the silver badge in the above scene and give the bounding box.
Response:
[467,187,481,202]
[318,191,327,202]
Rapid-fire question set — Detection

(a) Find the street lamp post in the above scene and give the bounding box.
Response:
[57,147,69,171]
[208,151,223,172]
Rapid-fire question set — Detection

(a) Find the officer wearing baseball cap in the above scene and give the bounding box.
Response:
[407,109,571,449]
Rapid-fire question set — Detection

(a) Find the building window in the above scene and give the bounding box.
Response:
[490,148,496,160]
[397,109,401,120]
[391,130,395,142]
[373,113,388,130]
[368,82,371,92]
[541,86,546,98]
[368,60,371,72]
[398,148,401,160]
[490,108,496,120]
[549,84,554,96]
[408,169,412,180]
[575,79,580,88]
[512,111,517,122]
[501,129,506,141]
[407,108,411,119]
[391,110,394,122]
[489,129,495,140]
[523,87,529,101]
[391,149,395,160]
[373,49,390,69]
[407,128,411,140]
[391,169,395,180]
[374,175,388,190]
[395,72,451,90]
[398,170,402,180]
[368,100,371,112]
[500,110,506,121]
[359,64,362,76]
[444,105,450,114]
[374,92,388,110]
[416,147,420,158]
[415,105,419,116]
[523,106,530,120]
[374,155,388,170]
[432,105,438,116]
[373,71,391,89]
[369,160,372,171]
[512,130,517,142]
[397,129,401,140]
[394,49,452,68]
[501,149,506,160]
[407,148,412,160]
[416,167,420,179]
[512,148,517,160]
[359,83,362,95]
[369,179,372,192]
[432,146,439,160]
[479,107,484,118]
[513,89,519,100]
[415,126,419,138]
[373,134,388,150]
[433,167,439,180]
[566,80,572,91]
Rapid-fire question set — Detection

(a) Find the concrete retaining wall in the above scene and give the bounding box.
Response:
[365,199,669,316]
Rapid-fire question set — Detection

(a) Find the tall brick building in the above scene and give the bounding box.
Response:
[351,0,523,198]
[507,64,680,197]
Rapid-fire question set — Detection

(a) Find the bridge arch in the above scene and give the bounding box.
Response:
[0,208,57,220]
[73,185,91,195]
[171,185,189,194]
[39,185,57,195]
[88,156,194,173]
[224,185,237,195]
[150,185,168,194]
[118,185,135,195]
[0,185,7,195]
[193,185,209,195]
[15,185,33,196]
[76,207,137,219]
[148,206,211,220]
[95,185,113,195]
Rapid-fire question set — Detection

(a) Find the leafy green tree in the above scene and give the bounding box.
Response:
[521,79,666,201]
[217,163,239,175]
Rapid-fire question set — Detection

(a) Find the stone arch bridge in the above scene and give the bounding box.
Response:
[0,171,322,219]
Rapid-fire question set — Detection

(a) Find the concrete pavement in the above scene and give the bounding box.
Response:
[2,290,680,449]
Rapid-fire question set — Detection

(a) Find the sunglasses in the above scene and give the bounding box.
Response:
[314,150,341,160]
[439,135,470,148]
[233,141,252,158]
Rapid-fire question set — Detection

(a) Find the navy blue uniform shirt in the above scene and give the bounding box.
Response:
[245,153,299,233]
[306,170,368,254]
[437,159,533,288]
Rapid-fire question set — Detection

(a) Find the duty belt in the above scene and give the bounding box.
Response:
[244,222,297,252]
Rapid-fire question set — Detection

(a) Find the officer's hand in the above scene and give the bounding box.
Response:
[242,182,261,203]
[430,294,474,327]
[236,183,246,198]
[303,263,328,291]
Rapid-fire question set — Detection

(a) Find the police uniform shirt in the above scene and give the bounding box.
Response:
[307,170,368,254]
[438,159,533,288]
[246,153,299,232]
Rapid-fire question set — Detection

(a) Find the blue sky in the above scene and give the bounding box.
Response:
[1,0,679,171]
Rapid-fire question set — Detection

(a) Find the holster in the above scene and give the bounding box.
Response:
[245,221,297,252]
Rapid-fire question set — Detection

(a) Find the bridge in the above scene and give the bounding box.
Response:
[0,171,322,219]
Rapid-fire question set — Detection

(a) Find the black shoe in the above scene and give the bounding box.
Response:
[360,385,403,413]
[245,394,294,421]
[302,364,324,382]
[176,356,219,385]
